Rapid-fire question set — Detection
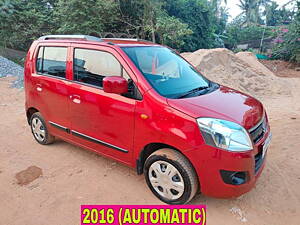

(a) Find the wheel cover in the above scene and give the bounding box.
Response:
[148,160,185,200]
[32,118,45,142]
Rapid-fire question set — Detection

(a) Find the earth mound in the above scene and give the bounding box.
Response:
[181,49,289,98]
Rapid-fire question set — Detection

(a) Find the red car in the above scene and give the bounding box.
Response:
[24,35,272,204]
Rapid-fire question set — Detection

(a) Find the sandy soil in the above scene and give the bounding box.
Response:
[181,49,290,99]
[260,60,300,78]
[0,74,300,225]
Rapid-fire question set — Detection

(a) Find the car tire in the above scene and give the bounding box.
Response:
[30,112,55,145]
[144,148,199,204]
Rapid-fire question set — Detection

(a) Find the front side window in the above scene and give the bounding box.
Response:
[122,46,216,99]
[73,48,128,87]
[36,46,67,78]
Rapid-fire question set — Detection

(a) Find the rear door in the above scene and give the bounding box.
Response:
[31,43,71,139]
[69,44,137,165]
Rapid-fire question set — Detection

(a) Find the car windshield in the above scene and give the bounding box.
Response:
[122,46,213,99]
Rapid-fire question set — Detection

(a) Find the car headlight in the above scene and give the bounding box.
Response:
[197,118,253,152]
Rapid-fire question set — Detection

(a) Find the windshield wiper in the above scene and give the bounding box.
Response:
[176,86,209,99]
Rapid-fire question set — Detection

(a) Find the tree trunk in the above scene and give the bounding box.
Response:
[151,19,156,43]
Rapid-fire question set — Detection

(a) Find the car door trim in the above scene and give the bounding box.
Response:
[49,121,70,133]
[49,121,128,153]
[71,130,129,153]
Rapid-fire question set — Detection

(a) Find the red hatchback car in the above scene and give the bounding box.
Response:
[24,35,272,204]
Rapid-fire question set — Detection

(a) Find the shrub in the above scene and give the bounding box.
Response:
[271,3,300,63]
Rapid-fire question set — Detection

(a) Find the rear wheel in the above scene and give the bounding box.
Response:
[144,148,198,204]
[30,112,54,145]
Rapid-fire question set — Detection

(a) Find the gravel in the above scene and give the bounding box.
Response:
[0,56,24,88]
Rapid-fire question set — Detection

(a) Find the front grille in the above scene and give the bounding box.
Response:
[249,117,267,144]
[254,149,264,174]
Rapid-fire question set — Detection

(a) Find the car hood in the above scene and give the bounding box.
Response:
[167,86,264,130]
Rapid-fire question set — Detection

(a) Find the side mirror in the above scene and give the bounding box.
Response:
[103,76,128,94]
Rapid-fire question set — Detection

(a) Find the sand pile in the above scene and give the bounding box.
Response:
[181,48,289,98]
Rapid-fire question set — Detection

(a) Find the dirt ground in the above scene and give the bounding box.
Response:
[0,75,299,225]
[260,60,300,78]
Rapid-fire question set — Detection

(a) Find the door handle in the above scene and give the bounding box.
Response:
[73,98,81,104]
[70,95,81,104]
[36,84,42,92]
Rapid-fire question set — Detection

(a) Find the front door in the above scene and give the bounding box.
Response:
[69,45,136,165]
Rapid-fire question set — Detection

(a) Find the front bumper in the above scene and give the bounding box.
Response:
[185,129,271,198]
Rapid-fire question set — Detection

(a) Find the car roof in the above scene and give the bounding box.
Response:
[102,38,159,47]
[36,35,159,47]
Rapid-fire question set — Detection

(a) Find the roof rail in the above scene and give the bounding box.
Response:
[101,38,153,43]
[38,35,103,42]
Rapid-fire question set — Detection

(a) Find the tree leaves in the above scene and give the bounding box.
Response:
[0,0,228,52]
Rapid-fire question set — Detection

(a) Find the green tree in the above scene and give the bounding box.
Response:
[210,0,229,38]
[271,1,300,63]
[164,0,216,51]
[224,21,274,48]
[117,0,165,41]
[264,1,294,26]
[154,15,193,49]
[117,0,146,36]
[54,0,119,35]
[0,0,12,47]
[237,0,263,26]
[0,0,56,50]
[118,0,193,49]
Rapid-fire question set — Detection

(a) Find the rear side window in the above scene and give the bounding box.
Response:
[73,48,129,87]
[36,47,67,78]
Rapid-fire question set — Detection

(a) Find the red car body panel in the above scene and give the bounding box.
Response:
[25,38,270,198]
[167,86,264,130]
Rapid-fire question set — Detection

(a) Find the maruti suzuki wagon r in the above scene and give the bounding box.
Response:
[24,35,272,204]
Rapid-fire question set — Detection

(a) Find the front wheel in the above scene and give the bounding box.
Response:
[144,148,199,204]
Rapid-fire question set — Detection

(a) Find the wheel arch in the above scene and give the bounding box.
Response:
[26,107,39,124]
[136,143,190,175]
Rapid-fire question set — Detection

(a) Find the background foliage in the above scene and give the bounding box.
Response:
[0,0,299,63]
[0,0,228,52]
[271,1,300,62]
